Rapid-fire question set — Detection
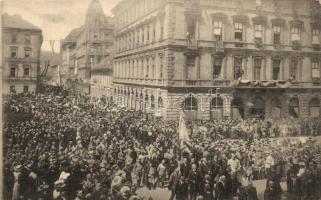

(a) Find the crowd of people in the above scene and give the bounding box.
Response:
[3,85,321,200]
[187,117,321,140]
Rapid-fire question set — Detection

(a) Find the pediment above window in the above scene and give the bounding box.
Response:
[289,20,304,29]
[311,21,321,30]
[252,15,268,27]
[232,15,250,27]
[271,18,286,28]
[211,13,230,26]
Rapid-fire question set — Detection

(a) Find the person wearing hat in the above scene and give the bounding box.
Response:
[214,175,229,200]
[169,165,181,200]
[157,159,167,187]
[175,175,188,200]
[53,179,66,200]
[263,180,281,200]
[188,164,199,200]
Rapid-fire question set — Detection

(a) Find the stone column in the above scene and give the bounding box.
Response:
[247,56,253,80]
[266,56,272,80]
[243,56,248,80]
[226,55,233,80]
[283,57,289,80]
[263,57,267,80]
[222,56,227,79]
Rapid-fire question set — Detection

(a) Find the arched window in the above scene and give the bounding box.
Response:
[183,95,198,120]
[231,97,244,119]
[210,97,224,119]
[211,97,223,109]
[249,96,265,119]
[309,97,320,118]
[270,98,281,118]
[183,95,198,111]
[289,97,300,118]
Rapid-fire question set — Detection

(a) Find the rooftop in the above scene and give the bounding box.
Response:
[2,13,41,30]
[63,25,85,42]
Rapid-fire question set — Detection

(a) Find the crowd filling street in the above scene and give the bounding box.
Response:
[3,85,321,200]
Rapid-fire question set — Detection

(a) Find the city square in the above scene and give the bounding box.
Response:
[2,0,321,199]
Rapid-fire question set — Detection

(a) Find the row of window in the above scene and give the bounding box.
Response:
[115,55,320,81]
[115,18,164,53]
[209,19,320,46]
[9,46,32,58]
[116,0,163,29]
[115,54,165,79]
[92,75,112,86]
[10,33,31,44]
[92,31,112,41]
[9,66,31,77]
[114,91,164,110]
[197,56,320,81]
[182,95,320,119]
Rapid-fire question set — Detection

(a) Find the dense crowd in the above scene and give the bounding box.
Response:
[187,117,321,140]
[3,85,321,200]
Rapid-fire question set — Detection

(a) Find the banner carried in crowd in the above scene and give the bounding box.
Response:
[178,112,189,142]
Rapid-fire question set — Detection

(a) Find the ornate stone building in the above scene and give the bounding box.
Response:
[60,0,114,93]
[2,14,43,94]
[112,0,321,120]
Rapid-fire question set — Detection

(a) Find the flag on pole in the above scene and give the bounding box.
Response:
[178,111,189,142]
[57,65,61,85]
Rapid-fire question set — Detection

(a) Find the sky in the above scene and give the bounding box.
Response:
[2,0,121,53]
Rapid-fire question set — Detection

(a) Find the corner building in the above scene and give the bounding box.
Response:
[112,0,321,120]
[2,14,43,94]
[60,0,113,93]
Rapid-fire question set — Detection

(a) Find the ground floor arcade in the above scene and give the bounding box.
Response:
[113,84,321,121]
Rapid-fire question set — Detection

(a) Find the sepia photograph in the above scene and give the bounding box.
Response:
[1,0,321,199]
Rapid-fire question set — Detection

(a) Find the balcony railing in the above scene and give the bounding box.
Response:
[172,79,231,87]
[186,39,198,50]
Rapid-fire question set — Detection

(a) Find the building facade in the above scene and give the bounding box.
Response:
[90,56,114,104]
[112,0,321,120]
[2,14,43,94]
[60,0,114,93]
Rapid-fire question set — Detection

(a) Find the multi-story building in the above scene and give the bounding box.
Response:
[2,13,43,94]
[60,0,114,93]
[112,0,321,120]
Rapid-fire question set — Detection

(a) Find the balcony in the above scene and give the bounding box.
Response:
[171,79,231,87]
[113,77,168,87]
[292,41,301,50]
[186,39,198,50]
[215,40,224,53]
[230,80,321,88]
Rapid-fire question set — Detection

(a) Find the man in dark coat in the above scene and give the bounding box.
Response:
[214,175,229,200]
[175,176,188,200]
[188,164,199,200]
[169,166,181,200]
[264,180,281,200]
